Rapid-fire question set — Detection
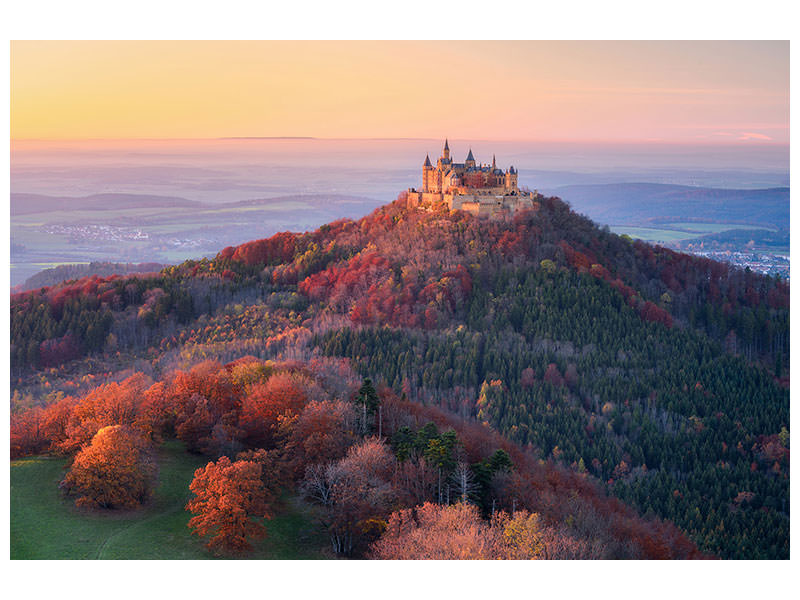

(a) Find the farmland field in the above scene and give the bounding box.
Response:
[609,226,698,243]
[610,222,778,244]
[661,222,777,233]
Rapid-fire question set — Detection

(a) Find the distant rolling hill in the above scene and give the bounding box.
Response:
[10,192,381,217]
[10,193,203,216]
[227,194,379,209]
[545,183,789,229]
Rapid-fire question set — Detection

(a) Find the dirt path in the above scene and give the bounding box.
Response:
[94,502,182,559]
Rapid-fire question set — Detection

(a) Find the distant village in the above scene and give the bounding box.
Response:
[685,249,789,280]
[42,224,210,251]
[43,224,150,242]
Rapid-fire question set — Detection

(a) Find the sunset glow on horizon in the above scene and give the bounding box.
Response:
[10,40,789,144]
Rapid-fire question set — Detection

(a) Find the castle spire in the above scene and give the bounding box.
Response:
[424,154,432,167]
[492,154,496,169]
[466,148,475,162]
[442,138,450,161]
[444,138,449,151]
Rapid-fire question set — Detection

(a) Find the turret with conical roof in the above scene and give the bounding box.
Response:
[465,148,476,169]
[422,153,435,192]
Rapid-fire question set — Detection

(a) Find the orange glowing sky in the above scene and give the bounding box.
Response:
[10,40,789,143]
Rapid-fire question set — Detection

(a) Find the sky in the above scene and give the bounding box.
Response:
[10,41,789,144]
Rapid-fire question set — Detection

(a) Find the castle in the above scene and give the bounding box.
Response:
[406,140,539,218]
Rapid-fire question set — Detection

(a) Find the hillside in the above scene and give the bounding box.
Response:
[17,261,167,292]
[10,193,789,559]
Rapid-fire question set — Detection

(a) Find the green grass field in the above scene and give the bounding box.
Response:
[662,222,776,233]
[611,222,779,244]
[10,440,329,560]
[610,226,697,243]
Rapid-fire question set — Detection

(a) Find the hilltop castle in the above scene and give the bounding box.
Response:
[406,139,539,218]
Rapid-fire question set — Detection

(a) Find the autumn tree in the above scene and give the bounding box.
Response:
[286,399,357,476]
[371,502,599,559]
[161,361,242,454]
[10,406,47,459]
[59,373,151,454]
[238,371,309,449]
[370,502,495,559]
[235,448,285,505]
[302,437,395,556]
[175,392,218,454]
[186,454,272,555]
[61,425,157,510]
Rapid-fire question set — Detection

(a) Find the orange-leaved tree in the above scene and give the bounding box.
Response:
[185,454,272,555]
[59,373,152,454]
[60,424,157,510]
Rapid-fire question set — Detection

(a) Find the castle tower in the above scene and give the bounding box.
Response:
[505,165,518,192]
[465,148,476,169]
[442,139,450,161]
[422,154,433,192]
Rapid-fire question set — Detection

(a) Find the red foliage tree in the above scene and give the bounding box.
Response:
[543,363,564,387]
[167,361,241,454]
[38,395,79,453]
[10,406,47,459]
[186,455,271,555]
[239,371,309,449]
[61,425,157,510]
[640,301,673,328]
[228,231,298,267]
[59,373,152,454]
[287,399,357,475]
[38,334,82,368]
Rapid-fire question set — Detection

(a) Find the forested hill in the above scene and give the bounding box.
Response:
[11,192,789,558]
[17,261,167,292]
